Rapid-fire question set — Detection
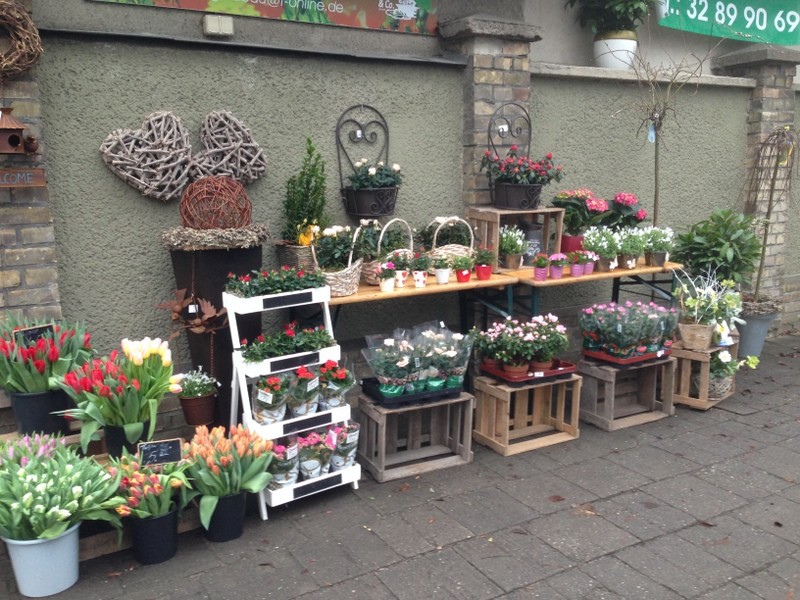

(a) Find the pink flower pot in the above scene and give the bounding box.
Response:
[533,267,548,281]
[584,261,595,275]
[549,265,564,280]
[570,263,585,277]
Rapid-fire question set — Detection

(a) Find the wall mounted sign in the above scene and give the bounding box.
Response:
[658,0,800,45]
[89,0,439,35]
[0,168,46,188]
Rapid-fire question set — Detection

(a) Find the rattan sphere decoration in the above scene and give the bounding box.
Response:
[179,176,252,229]
[0,1,44,80]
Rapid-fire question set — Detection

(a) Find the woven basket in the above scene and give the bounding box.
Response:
[275,243,314,269]
[426,216,475,264]
[692,373,733,399]
[311,242,362,298]
[358,218,414,286]
[678,323,715,351]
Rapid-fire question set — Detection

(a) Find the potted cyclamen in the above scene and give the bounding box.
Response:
[532,253,550,281]
[582,226,619,271]
[474,247,495,280]
[410,253,432,288]
[108,452,192,565]
[377,261,396,292]
[341,158,403,218]
[452,255,474,283]
[480,145,565,209]
[548,253,569,279]
[433,257,451,284]
[183,425,272,542]
[177,367,219,426]
[0,319,93,436]
[551,188,609,252]
[642,225,674,266]
[0,434,124,596]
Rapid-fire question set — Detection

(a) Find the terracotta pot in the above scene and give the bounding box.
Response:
[179,394,216,426]
[482,357,501,369]
[530,359,554,371]
[502,363,529,377]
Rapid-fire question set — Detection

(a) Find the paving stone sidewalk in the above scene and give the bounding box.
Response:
[5,336,800,600]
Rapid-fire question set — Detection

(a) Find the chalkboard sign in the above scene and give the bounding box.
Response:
[15,324,54,345]
[138,438,183,466]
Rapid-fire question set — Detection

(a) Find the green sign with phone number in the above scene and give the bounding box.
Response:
[658,0,800,45]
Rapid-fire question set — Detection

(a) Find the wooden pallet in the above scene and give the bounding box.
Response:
[357,392,474,483]
[672,341,739,410]
[577,356,675,431]
[472,374,580,456]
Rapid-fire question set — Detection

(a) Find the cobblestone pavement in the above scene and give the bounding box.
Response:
[4,336,800,600]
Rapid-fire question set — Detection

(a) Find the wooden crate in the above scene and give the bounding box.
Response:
[467,206,564,269]
[672,340,739,410]
[472,374,580,456]
[357,392,474,483]
[577,356,675,431]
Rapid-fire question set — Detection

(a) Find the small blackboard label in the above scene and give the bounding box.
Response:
[262,290,312,310]
[282,412,331,435]
[15,324,55,345]
[272,351,319,373]
[138,438,182,466]
[293,473,342,499]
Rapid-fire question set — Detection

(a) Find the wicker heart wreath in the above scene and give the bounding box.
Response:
[0,1,44,81]
[99,110,267,202]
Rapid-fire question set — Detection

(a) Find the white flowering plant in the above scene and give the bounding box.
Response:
[583,226,620,259]
[710,351,759,377]
[315,225,355,271]
[0,434,124,540]
[346,159,403,190]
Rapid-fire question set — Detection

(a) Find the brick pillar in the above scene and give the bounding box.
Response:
[439,15,542,207]
[714,47,800,324]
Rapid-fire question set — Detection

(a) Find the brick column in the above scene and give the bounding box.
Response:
[714,47,800,325]
[439,15,542,206]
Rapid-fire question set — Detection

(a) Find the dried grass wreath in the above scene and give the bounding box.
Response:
[0,1,44,80]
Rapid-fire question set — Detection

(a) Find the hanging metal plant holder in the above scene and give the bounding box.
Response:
[486,102,540,209]
[336,104,399,218]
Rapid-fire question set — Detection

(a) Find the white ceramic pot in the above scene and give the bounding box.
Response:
[434,268,451,284]
[594,31,638,69]
[412,270,428,288]
[379,277,395,292]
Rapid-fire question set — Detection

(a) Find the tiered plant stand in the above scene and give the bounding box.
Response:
[472,374,581,456]
[672,340,739,410]
[577,356,675,431]
[223,286,360,520]
[467,206,564,269]
[357,392,474,483]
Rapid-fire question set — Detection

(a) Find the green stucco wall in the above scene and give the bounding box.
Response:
[38,36,464,358]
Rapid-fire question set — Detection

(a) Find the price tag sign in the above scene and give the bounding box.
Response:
[286,444,298,459]
[659,0,800,45]
[15,324,54,345]
[138,438,182,466]
[347,431,359,444]
[257,389,274,405]
[307,377,319,391]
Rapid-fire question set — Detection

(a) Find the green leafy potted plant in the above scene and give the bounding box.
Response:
[314,224,362,297]
[276,137,329,268]
[474,247,496,280]
[0,318,93,436]
[564,0,655,69]
[177,367,219,427]
[480,145,565,209]
[582,226,620,271]
[452,255,474,283]
[0,434,124,596]
[641,225,674,266]
[410,253,432,287]
[617,227,646,269]
[433,256,452,285]
[498,225,527,269]
[673,271,742,351]
[700,351,759,400]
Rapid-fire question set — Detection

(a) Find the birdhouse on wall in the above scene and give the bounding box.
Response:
[0,107,26,154]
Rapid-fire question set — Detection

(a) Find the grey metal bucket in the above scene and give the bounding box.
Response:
[736,312,778,358]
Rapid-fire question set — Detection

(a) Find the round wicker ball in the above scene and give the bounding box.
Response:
[179,176,252,229]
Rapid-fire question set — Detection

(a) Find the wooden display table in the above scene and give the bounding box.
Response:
[577,355,675,431]
[472,374,581,456]
[672,340,739,410]
[357,392,474,483]
[507,260,681,315]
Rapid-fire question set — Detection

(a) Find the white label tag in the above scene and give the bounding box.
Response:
[307,377,319,391]
[286,444,298,459]
[415,357,421,368]
[347,431,359,444]
[257,389,273,405]
[617,324,622,333]
[188,304,199,314]
[533,371,545,377]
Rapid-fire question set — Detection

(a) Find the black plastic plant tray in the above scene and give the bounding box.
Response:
[360,377,462,407]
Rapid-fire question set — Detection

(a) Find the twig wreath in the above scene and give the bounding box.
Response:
[0,1,43,81]
[190,110,268,184]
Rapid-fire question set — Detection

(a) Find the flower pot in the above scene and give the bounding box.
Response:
[475,264,493,280]
[482,357,502,369]
[203,492,247,543]
[290,397,319,418]
[300,458,323,480]
[533,266,548,281]
[549,265,564,280]
[104,421,150,459]
[253,401,286,425]
[179,393,216,427]
[455,269,471,283]
[501,254,523,270]
[378,277,395,292]
[131,508,179,565]
[596,256,616,272]
[736,312,778,358]
[530,359,554,371]
[434,267,451,284]
[491,182,542,209]
[693,373,734,400]
[319,394,347,411]
[412,270,428,288]
[560,234,584,253]
[502,363,530,377]
[677,323,715,351]
[331,446,357,471]
[584,261,595,275]
[341,186,399,218]
[8,388,71,437]
[594,30,638,70]
[275,242,314,270]
[3,522,80,597]
[570,263,584,277]
[618,253,638,269]
[394,269,409,288]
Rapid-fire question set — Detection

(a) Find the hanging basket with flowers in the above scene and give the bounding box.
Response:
[480,145,565,209]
